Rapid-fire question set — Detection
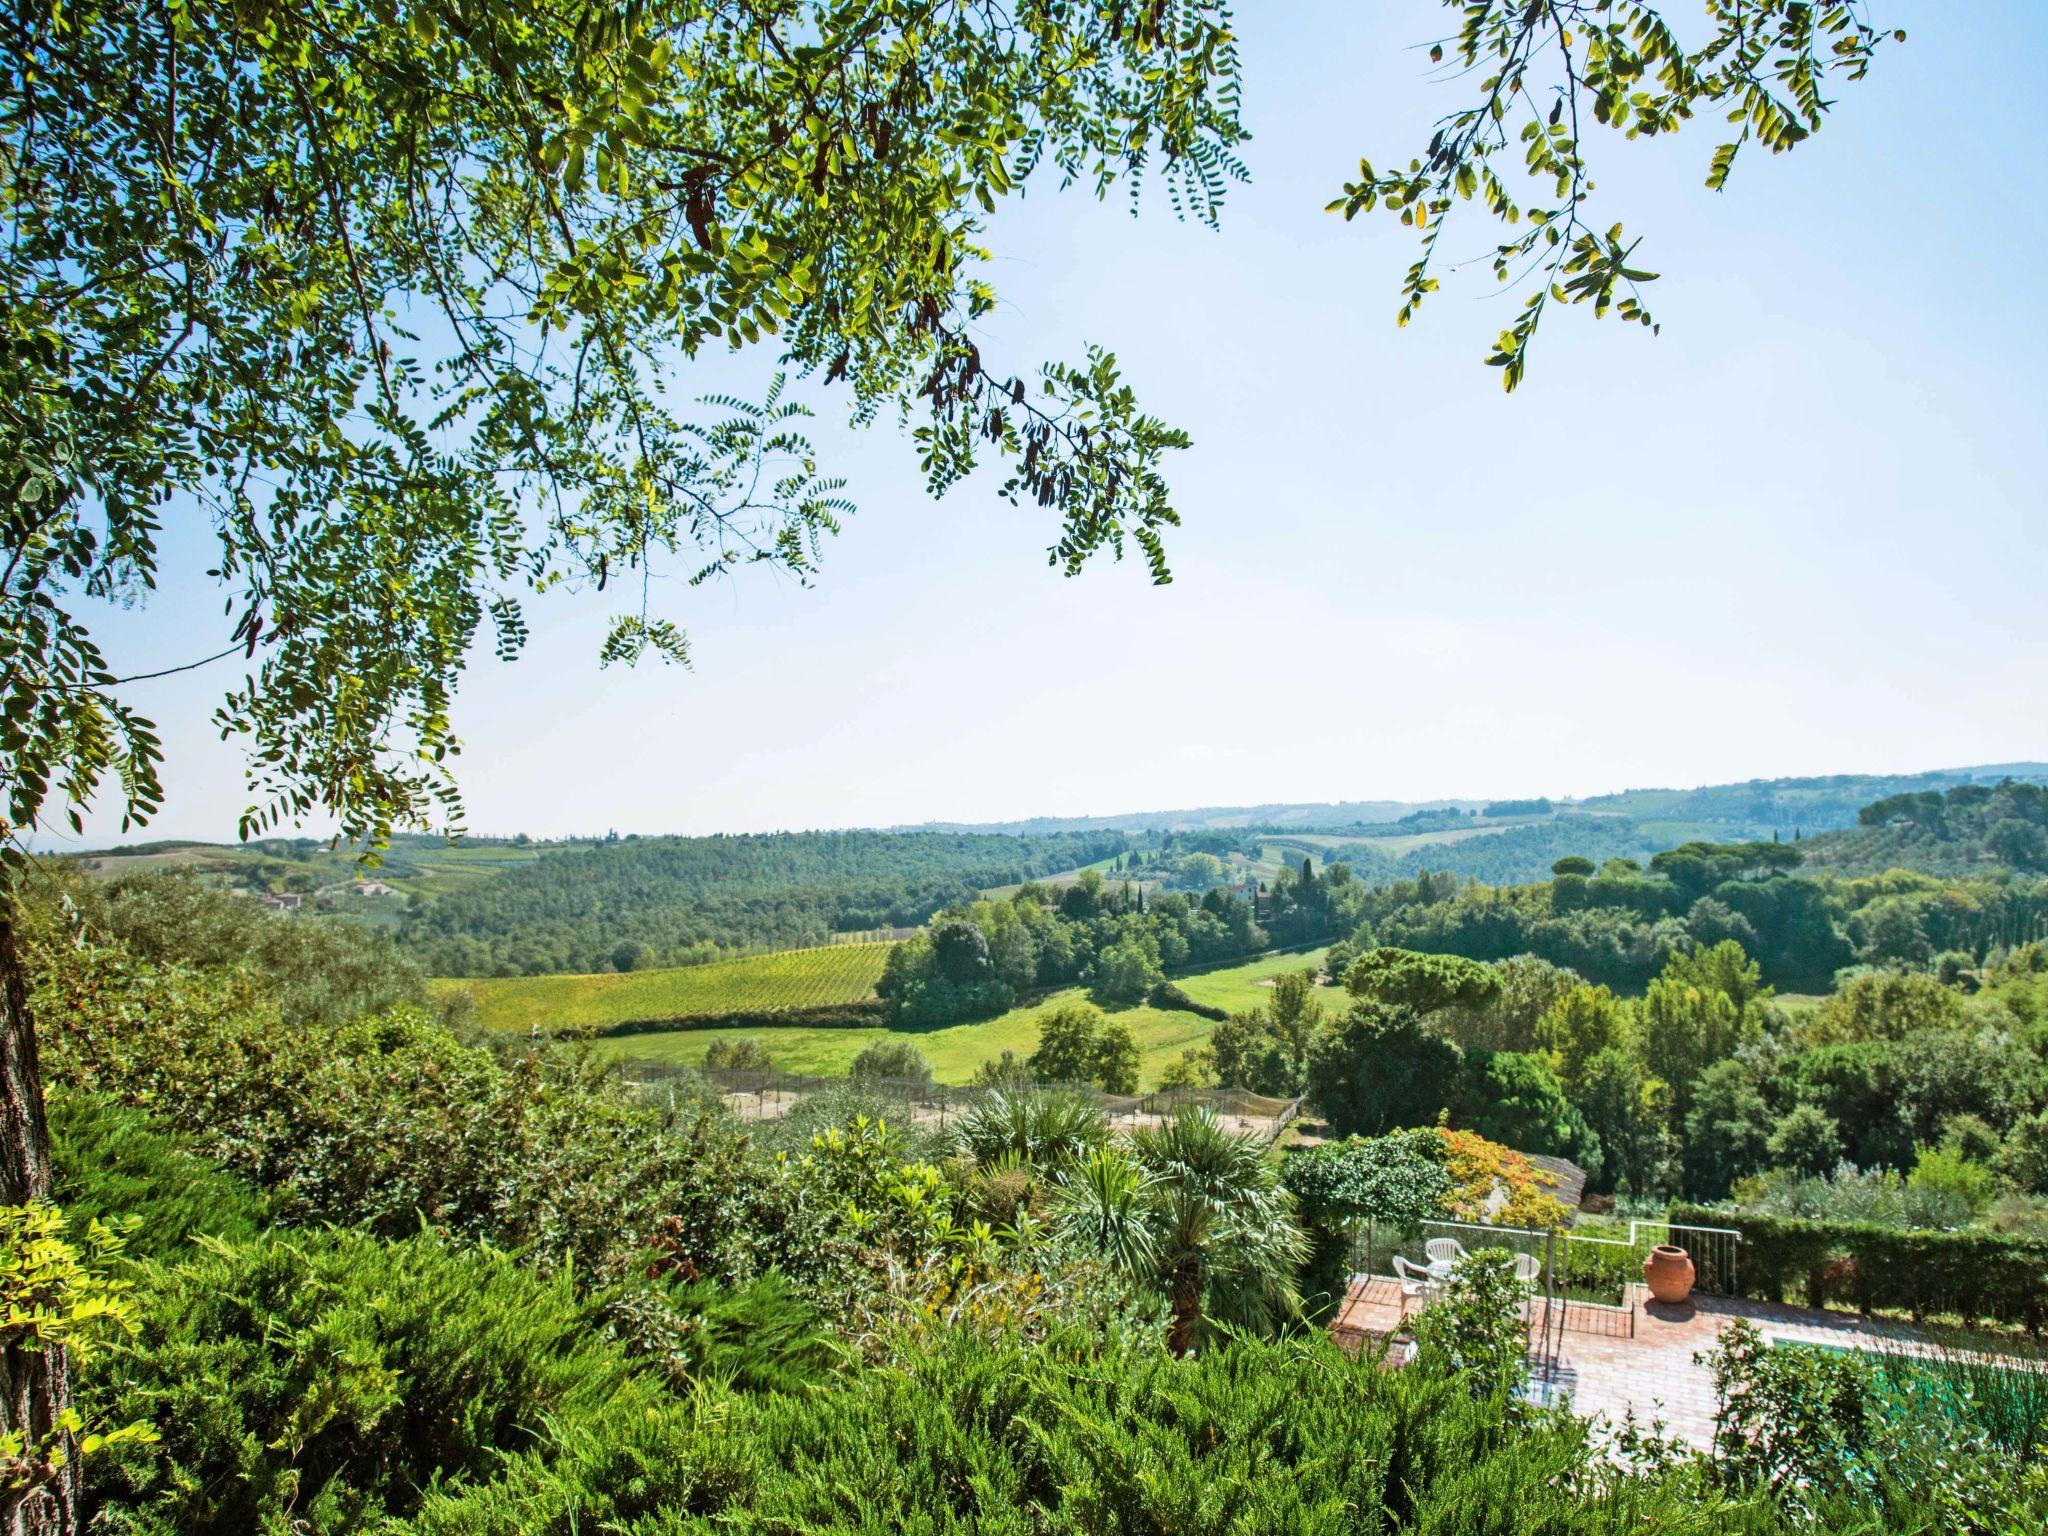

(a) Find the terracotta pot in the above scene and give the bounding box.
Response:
[1643,1244,1695,1304]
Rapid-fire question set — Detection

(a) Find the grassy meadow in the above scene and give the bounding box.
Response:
[431,941,894,1031]
[571,945,1338,1088]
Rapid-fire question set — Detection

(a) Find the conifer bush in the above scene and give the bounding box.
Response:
[78,1228,749,1533]
[690,1326,1775,1535]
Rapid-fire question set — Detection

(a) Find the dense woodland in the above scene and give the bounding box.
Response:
[401,830,1127,976]
[1333,837,2048,995]
[877,868,1269,1026]
[365,781,2048,978]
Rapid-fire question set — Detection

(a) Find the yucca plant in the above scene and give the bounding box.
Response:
[956,1089,1107,1170]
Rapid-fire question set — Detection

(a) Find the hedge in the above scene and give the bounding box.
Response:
[1671,1202,2048,1330]
[1148,980,1229,1021]
[595,1000,888,1036]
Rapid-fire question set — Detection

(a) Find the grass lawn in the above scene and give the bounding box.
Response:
[592,945,1340,1089]
[1170,946,1338,1015]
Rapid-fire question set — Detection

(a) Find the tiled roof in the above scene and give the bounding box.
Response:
[1523,1153,1588,1209]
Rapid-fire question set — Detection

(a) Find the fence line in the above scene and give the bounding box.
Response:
[623,1064,1305,1144]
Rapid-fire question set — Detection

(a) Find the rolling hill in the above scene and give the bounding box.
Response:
[66,762,2048,978]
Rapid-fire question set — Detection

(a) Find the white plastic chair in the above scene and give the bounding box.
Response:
[1512,1252,1543,1287]
[1392,1255,1441,1314]
[1423,1236,1467,1274]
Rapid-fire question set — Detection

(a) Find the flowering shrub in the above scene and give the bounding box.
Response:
[1286,1127,1567,1233]
[0,1203,156,1520]
[1441,1128,1569,1231]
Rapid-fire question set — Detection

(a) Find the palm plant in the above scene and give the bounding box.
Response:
[1054,1143,1159,1279]
[1053,1106,1308,1353]
[957,1089,1107,1169]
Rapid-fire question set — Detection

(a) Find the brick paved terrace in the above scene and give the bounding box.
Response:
[1331,1275,1937,1446]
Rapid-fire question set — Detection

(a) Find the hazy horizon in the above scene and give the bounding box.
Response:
[44,756,2048,851]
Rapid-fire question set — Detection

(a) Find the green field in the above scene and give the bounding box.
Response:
[581,945,1337,1088]
[433,942,894,1031]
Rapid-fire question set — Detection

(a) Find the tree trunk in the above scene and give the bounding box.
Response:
[1165,1258,1203,1357]
[0,910,75,1535]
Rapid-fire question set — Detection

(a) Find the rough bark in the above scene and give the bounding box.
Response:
[0,911,75,1536]
[1166,1257,1203,1357]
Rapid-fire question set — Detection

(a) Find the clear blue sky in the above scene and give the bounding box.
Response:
[54,1,2048,845]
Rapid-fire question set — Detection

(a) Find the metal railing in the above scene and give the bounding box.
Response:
[1626,1218,1741,1295]
[1344,1212,1745,1377]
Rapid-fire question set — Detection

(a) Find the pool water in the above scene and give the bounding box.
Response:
[1771,1336,2048,1453]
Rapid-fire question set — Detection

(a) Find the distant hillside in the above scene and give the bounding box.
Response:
[905,763,2048,844]
[902,799,1483,835]
[1798,779,2048,877]
[68,761,2048,977]
[66,832,595,903]
[1577,765,2048,843]
[398,828,1127,976]
[1262,814,1670,888]
[919,764,2048,887]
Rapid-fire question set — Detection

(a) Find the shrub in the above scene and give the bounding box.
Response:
[27,935,914,1345]
[57,867,425,1029]
[956,1090,1106,1169]
[1155,1047,1217,1091]
[704,1035,774,1071]
[971,1049,1033,1089]
[849,1037,934,1084]
[1414,1248,1531,1400]
[1672,1202,2048,1328]
[1906,1144,1997,1221]
[1702,1319,1882,1502]
[1281,1129,1455,1232]
[1728,1162,1973,1231]
[48,1091,269,1260]
[79,1227,753,1533]
[1701,1320,2048,1527]
[697,1324,1778,1534]
[1148,979,1227,1021]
